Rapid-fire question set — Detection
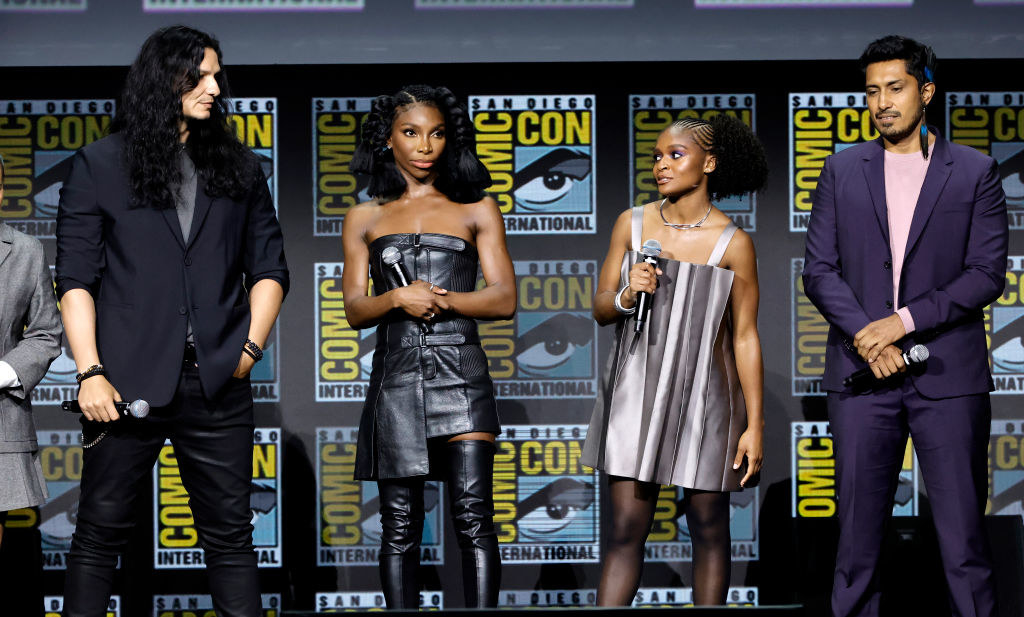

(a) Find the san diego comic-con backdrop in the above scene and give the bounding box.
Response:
[2,56,1024,616]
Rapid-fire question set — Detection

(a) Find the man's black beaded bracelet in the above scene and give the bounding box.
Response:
[76,364,107,384]
[243,339,264,362]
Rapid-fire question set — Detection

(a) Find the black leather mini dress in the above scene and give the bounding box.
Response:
[354,233,500,480]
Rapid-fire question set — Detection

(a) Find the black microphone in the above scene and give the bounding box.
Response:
[634,239,662,334]
[381,246,412,287]
[381,245,429,333]
[843,344,929,390]
[61,399,151,419]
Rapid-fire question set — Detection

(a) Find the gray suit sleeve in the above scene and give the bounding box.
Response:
[1,241,62,400]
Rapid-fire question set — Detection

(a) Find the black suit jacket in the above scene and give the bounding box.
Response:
[56,134,289,407]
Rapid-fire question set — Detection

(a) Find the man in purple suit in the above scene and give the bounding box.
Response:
[803,36,1006,617]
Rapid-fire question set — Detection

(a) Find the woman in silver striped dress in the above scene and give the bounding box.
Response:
[582,115,767,606]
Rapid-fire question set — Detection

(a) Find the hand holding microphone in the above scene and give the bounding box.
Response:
[62,398,150,420]
[632,239,663,333]
[70,374,132,423]
[844,344,929,390]
[381,246,446,327]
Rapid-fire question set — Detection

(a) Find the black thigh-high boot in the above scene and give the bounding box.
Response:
[377,479,425,609]
[445,440,501,608]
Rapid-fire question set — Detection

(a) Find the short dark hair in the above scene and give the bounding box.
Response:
[859,35,937,88]
[351,85,491,204]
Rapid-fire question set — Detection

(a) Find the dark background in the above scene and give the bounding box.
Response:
[2,0,1024,615]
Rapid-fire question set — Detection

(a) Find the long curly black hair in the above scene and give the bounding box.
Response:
[112,25,256,210]
[350,85,491,203]
[667,114,768,201]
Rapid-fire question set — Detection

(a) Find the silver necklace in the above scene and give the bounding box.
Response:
[659,198,712,230]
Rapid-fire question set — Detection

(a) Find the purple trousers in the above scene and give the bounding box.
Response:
[827,378,996,617]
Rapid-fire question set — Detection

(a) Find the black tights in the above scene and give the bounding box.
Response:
[596,477,732,606]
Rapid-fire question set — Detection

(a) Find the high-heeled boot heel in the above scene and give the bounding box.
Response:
[446,440,501,608]
[377,479,425,609]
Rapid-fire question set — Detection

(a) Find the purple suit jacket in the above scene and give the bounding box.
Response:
[803,129,1008,397]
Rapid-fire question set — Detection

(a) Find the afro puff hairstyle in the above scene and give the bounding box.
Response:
[667,114,768,202]
[350,85,491,204]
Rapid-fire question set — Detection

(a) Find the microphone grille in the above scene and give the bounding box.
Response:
[908,344,929,363]
[130,399,150,419]
[640,239,662,258]
[381,246,402,266]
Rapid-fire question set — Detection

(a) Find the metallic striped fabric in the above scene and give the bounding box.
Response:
[582,206,747,491]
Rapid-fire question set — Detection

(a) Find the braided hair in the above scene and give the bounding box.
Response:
[667,114,767,202]
[350,85,491,203]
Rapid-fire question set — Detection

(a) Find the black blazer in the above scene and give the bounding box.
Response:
[56,134,289,407]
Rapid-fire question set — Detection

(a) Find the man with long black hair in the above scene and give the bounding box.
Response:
[57,26,288,617]
[804,35,1003,617]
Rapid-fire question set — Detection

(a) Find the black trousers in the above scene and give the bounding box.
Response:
[63,361,260,617]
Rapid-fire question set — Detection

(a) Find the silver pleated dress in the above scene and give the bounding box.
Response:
[582,206,747,492]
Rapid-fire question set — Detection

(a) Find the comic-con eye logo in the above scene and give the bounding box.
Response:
[947,92,1024,229]
[312,98,373,236]
[987,420,1024,523]
[788,93,878,231]
[986,256,1024,393]
[633,587,758,608]
[5,431,83,570]
[315,263,377,403]
[316,427,444,567]
[153,429,281,569]
[791,422,918,518]
[629,94,757,230]
[791,258,827,396]
[154,594,280,617]
[481,261,597,399]
[493,425,599,563]
[470,95,596,234]
[645,486,758,562]
[0,100,113,238]
[44,596,120,617]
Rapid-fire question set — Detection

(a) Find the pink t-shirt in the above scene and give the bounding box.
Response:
[884,142,934,334]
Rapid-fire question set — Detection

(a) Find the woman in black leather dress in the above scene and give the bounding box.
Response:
[342,85,516,609]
